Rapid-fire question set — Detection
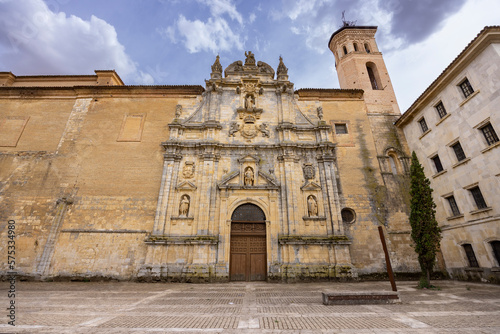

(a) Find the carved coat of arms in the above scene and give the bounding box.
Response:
[303,163,315,180]
[182,161,195,178]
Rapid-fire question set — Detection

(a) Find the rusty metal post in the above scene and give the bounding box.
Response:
[378,226,397,292]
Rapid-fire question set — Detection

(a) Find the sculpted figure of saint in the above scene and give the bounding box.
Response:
[244,167,254,186]
[307,195,318,217]
[245,94,254,109]
[179,195,190,217]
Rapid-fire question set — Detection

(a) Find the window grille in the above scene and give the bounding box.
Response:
[463,244,479,267]
[469,186,487,209]
[435,102,447,118]
[480,123,499,146]
[459,78,474,98]
[432,155,443,173]
[452,142,466,161]
[419,118,428,133]
[446,196,460,216]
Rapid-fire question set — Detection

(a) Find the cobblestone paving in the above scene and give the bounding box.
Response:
[1,280,500,333]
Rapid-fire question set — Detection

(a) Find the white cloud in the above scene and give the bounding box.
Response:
[157,26,177,44]
[177,15,243,53]
[162,0,245,54]
[196,0,243,25]
[0,0,150,84]
[286,0,327,20]
[290,26,300,35]
[249,13,256,24]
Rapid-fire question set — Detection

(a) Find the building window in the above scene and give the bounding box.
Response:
[343,46,348,55]
[419,118,428,133]
[491,241,500,266]
[335,123,348,134]
[389,155,398,174]
[435,101,447,118]
[463,244,479,267]
[446,196,460,216]
[364,43,370,53]
[459,78,474,98]
[469,186,487,209]
[480,123,499,146]
[431,155,444,173]
[353,43,358,51]
[451,142,466,162]
[366,65,378,89]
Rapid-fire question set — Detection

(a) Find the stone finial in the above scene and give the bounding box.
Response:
[277,56,288,75]
[277,56,288,81]
[211,55,223,79]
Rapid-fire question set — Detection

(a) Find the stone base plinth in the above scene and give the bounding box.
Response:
[322,291,401,305]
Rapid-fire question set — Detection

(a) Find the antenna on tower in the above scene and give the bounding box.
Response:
[341,11,357,28]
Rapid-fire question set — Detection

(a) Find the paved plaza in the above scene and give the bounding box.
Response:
[1,280,500,333]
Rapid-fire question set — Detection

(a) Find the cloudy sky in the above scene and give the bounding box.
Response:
[0,0,498,111]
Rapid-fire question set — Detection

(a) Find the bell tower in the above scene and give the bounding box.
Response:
[329,26,400,115]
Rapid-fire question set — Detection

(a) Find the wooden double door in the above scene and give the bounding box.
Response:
[229,204,267,281]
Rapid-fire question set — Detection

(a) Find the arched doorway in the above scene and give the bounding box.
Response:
[230,203,267,281]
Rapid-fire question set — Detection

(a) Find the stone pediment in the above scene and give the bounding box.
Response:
[238,155,260,164]
[218,170,279,189]
[176,181,197,190]
[301,181,322,191]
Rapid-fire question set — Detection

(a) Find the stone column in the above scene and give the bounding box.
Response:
[318,153,344,235]
[195,146,219,235]
[152,153,181,235]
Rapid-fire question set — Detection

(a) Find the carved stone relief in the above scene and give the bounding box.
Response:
[317,106,323,120]
[303,163,315,180]
[229,122,240,137]
[182,161,195,179]
[175,104,182,118]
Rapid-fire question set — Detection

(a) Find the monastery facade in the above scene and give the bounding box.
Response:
[0,26,421,282]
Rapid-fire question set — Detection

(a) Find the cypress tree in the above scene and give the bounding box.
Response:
[409,151,442,287]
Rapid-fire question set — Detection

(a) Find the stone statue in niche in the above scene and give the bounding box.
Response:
[303,163,315,180]
[175,104,182,118]
[244,167,254,186]
[179,195,190,217]
[182,161,195,179]
[245,94,255,109]
[307,195,318,217]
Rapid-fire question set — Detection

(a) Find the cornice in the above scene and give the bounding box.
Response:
[295,88,364,99]
[0,85,205,99]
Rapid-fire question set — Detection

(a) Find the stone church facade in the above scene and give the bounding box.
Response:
[0,26,420,282]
